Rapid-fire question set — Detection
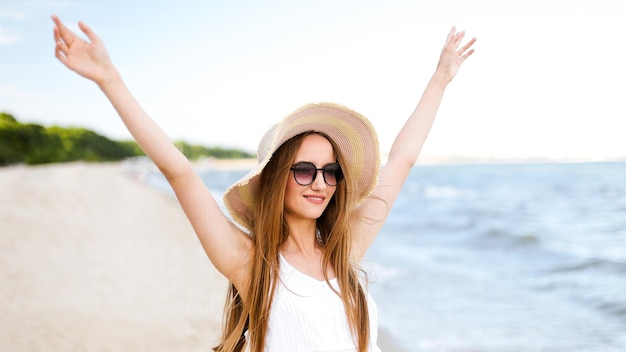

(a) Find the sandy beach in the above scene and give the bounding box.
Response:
[0,162,228,351]
[0,161,405,352]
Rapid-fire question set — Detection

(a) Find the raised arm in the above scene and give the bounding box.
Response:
[51,16,251,288]
[351,27,476,260]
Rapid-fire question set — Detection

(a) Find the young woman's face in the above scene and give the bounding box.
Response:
[284,134,338,224]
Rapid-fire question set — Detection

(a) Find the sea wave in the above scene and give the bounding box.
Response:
[549,257,626,274]
[470,228,542,248]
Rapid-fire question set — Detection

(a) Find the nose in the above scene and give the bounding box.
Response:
[310,169,327,190]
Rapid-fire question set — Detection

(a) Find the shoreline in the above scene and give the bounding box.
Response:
[194,155,626,170]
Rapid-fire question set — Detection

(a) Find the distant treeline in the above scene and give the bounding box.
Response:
[0,112,254,166]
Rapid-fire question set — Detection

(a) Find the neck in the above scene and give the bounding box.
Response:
[281,219,332,281]
[282,219,320,256]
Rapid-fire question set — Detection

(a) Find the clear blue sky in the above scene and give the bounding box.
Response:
[1,0,624,160]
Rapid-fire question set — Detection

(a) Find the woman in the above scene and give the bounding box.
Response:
[51,15,475,352]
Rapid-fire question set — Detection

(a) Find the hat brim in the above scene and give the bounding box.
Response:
[223,102,380,232]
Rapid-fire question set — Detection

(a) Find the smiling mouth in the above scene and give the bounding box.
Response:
[304,195,325,202]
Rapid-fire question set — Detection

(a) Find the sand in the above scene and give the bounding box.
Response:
[0,161,404,352]
[0,162,227,351]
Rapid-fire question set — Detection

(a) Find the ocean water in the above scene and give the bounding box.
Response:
[145,161,626,351]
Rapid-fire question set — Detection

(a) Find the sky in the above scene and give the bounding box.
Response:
[1,0,624,161]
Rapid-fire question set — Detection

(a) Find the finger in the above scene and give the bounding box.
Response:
[452,31,466,49]
[458,37,477,54]
[51,15,75,46]
[457,37,476,58]
[53,27,68,59]
[78,21,99,44]
[51,15,73,46]
[445,26,456,46]
[56,37,69,55]
[460,48,475,62]
[54,42,68,64]
[53,25,61,44]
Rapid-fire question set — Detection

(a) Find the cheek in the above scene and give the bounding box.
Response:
[285,174,297,195]
[283,176,299,209]
[328,186,337,199]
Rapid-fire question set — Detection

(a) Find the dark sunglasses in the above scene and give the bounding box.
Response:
[289,162,344,186]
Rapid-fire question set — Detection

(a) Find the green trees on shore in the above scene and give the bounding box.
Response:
[0,112,254,166]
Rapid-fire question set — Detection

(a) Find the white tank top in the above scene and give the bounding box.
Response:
[246,254,381,352]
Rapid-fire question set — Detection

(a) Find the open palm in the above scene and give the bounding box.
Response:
[52,15,114,85]
[437,27,476,83]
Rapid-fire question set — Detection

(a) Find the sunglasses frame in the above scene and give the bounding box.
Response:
[289,161,344,186]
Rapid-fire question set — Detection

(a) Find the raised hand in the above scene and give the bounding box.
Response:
[436,27,476,83]
[52,15,115,86]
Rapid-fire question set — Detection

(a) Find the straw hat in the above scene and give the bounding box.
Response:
[223,102,380,232]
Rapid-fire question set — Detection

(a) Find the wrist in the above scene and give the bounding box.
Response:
[430,70,450,91]
[97,65,123,91]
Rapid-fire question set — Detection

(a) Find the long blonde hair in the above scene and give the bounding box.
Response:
[214,132,370,352]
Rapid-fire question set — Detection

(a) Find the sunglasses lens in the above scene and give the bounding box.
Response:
[323,164,343,186]
[293,163,317,185]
